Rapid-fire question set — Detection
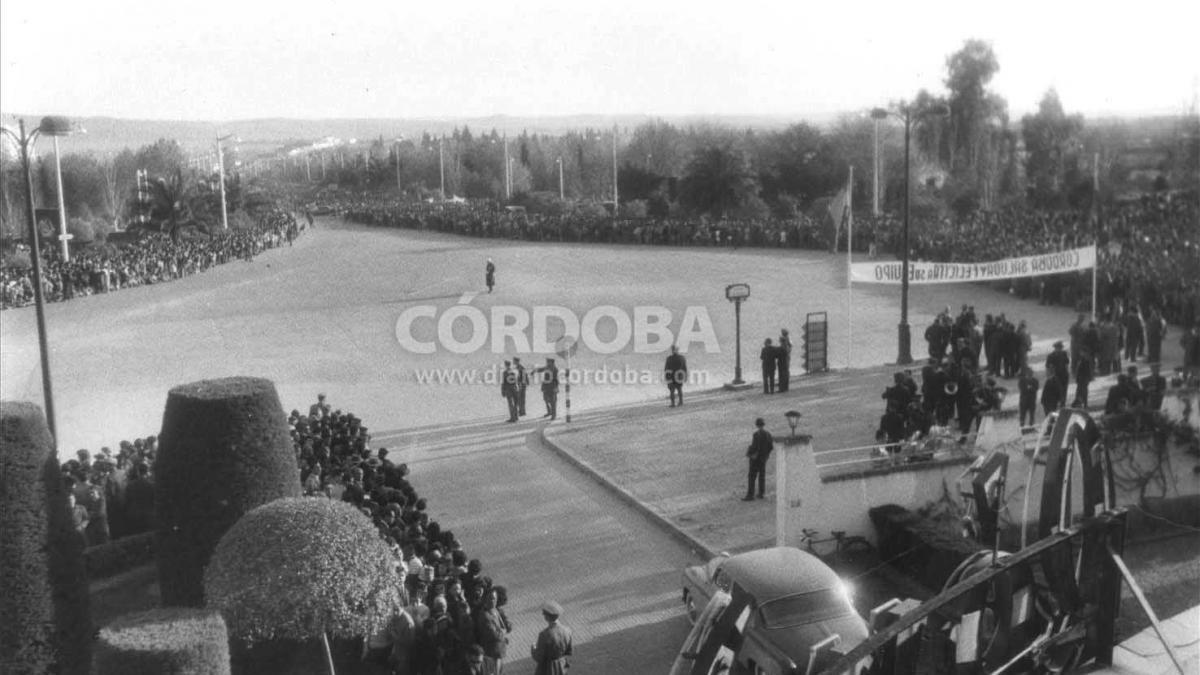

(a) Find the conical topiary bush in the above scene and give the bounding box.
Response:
[154,377,301,607]
[0,401,90,675]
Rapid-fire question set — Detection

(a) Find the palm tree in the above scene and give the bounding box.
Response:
[138,169,215,240]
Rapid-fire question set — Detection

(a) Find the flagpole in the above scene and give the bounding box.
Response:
[847,166,854,369]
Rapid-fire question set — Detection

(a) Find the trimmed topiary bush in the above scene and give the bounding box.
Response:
[0,401,91,675]
[155,377,301,607]
[93,607,230,675]
[85,531,157,580]
[204,498,404,673]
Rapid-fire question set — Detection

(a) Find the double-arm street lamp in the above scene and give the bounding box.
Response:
[1,116,76,442]
[870,102,950,365]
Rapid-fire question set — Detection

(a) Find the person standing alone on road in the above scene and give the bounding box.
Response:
[485,258,496,293]
[664,344,688,407]
[743,417,774,501]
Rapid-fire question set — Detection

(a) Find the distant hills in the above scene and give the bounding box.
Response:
[3,111,1189,160]
[0,113,825,158]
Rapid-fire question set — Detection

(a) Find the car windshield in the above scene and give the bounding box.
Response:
[758,589,846,628]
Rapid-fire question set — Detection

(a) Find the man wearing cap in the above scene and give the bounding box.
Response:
[531,601,572,675]
[536,358,560,420]
[743,417,774,501]
[501,361,519,423]
[664,344,688,407]
[1046,340,1070,389]
[514,357,529,417]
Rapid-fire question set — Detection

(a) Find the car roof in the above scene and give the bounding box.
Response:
[721,547,841,603]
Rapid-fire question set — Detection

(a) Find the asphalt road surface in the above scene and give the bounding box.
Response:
[373,416,701,674]
[2,216,1090,452]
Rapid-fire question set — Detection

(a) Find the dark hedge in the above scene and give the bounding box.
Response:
[154,377,301,607]
[93,607,230,675]
[85,531,156,580]
[0,401,91,675]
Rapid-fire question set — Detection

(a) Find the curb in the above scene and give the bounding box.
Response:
[537,425,721,561]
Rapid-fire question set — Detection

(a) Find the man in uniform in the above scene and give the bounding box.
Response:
[501,361,519,423]
[531,601,572,675]
[777,329,793,392]
[485,258,496,293]
[743,417,774,501]
[760,338,777,394]
[664,344,688,407]
[513,357,529,417]
[536,358,560,420]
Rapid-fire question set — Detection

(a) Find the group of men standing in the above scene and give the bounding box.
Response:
[501,357,559,422]
[760,329,793,394]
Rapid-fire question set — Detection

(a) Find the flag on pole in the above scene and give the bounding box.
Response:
[828,174,852,252]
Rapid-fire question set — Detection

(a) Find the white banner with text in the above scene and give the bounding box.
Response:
[850,245,1096,285]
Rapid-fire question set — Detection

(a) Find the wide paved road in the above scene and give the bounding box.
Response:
[372,414,702,674]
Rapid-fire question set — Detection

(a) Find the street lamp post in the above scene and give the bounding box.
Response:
[2,118,66,441]
[611,125,619,208]
[216,134,235,230]
[556,156,564,200]
[871,103,949,365]
[439,137,446,200]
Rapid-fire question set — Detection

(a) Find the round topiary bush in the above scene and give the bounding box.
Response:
[204,498,403,664]
[0,401,91,675]
[155,377,301,607]
[93,607,230,675]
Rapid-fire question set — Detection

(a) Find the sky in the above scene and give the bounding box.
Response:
[2,0,1198,122]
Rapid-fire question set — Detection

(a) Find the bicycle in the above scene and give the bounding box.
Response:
[799,528,875,566]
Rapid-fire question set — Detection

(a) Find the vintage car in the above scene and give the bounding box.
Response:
[678,547,869,675]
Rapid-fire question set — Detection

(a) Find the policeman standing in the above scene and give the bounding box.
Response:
[501,361,519,423]
[514,357,529,417]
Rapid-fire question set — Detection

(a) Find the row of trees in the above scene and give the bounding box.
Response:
[277,40,1196,218]
[3,38,1195,243]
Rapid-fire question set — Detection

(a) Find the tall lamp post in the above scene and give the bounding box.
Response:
[871,102,949,365]
[44,117,78,261]
[2,117,71,442]
[556,156,564,200]
[216,133,237,230]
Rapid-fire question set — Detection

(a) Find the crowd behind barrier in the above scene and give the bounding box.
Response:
[59,393,512,674]
[1,208,303,310]
[334,192,1200,328]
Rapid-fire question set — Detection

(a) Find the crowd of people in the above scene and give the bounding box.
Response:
[330,191,1200,330]
[60,393,520,675]
[877,297,1198,450]
[292,394,516,675]
[907,195,1200,327]
[1,208,302,310]
[876,304,1013,448]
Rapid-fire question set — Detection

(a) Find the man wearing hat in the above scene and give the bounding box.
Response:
[514,357,529,417]
[501,361,519,423]
[1046,340,1070,390]
[743,417,774,501]
[777,329,792,392]
[531,600,572,675]
[535,358,560,420]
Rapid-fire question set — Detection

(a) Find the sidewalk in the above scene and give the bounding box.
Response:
[541,340,1183,558]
